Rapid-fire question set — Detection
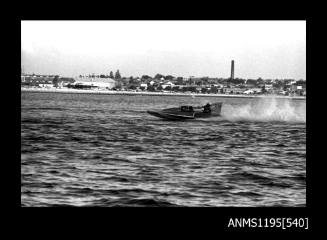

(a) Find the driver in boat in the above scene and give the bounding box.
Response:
[203,103,211,113]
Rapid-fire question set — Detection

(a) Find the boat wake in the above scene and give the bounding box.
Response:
[221,97,306,123]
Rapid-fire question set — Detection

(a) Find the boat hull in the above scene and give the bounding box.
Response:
[147,110,195,120]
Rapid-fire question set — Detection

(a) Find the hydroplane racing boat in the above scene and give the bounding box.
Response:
[147,102,222,120]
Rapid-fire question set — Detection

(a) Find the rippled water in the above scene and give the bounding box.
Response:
[21,92,306,207]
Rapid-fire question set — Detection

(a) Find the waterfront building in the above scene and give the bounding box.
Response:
[140,83,148,90]
[243,88,262,95]
[72,77,116,89]
[161,81,174,89]
[264,84,274,93]
[149,80,155,86]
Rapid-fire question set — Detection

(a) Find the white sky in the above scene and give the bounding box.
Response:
[21,20,306,79]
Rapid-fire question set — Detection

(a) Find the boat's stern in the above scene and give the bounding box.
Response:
[210,102,223,116]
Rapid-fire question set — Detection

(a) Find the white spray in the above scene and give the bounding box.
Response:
[222,97,306,123]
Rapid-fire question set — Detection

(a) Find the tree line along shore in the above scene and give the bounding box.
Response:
[21,71,306,98]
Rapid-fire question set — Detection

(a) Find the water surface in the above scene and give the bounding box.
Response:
[21,92,306,207]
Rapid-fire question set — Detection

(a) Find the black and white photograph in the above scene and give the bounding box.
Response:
[21,20,306,208]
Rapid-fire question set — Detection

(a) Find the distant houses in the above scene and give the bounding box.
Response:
[21,74,74,88]
[20,74,117,90]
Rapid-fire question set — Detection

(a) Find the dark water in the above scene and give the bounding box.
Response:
[21,92,306,207]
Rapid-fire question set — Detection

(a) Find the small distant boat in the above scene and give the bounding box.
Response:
[147,102,222,120]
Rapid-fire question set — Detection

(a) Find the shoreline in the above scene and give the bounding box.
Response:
[21,87,306,100]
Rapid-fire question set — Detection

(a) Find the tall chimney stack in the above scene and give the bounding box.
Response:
[231,60,234,80]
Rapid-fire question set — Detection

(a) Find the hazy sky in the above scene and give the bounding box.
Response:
[21,21,306,79]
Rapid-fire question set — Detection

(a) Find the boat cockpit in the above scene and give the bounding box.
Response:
[181,106,194,112]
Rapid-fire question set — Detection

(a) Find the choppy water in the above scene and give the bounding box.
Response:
[21,92,306,207]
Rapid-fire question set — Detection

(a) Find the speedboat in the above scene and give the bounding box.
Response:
[147,102,222,120]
